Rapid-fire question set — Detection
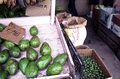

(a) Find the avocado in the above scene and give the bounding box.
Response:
[6,59,18,75]
[53,53,68,66]
[18,39,30,51]
[25,61,38,78]
[0,70,9,79]
[40,42,51,56]
[30,26,38,36]
[27,47,38,61]
[19,58,30,74]
[0,24,5,32]
[0,37,4,44]
[30,36,40,48]
[0,44,1,51]
[4,40,15,48]
[47,63,63,76]
[9,46,21,58]
[36,55,52,70]
[0,49,10,64]
[0,65,3,72]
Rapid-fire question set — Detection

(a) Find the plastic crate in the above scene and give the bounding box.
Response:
[60,24,85,79]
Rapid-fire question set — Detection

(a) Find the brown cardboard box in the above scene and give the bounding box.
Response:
[77,49,113,79]
[0,22,25,45]
[112,15,120,27]
[114,4,120,10]
[25,0,50,16]
[93,8,100,20]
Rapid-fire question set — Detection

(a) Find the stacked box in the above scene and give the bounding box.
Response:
[99,8,120,29]
[93,8,101,20]
[111,15,120,37]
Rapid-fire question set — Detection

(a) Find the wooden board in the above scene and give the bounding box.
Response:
[92,18,99,33]
[98,22,120,45]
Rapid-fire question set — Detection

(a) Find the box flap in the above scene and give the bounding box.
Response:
[25,0,51,16]
[0,22,25,45]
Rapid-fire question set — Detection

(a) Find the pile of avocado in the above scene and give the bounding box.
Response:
[0,4,26,18]
[0,24,68,78]
[82,56,105,79]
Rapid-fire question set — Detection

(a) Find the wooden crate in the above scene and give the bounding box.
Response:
[98,22,120,52]
[92,18,99,33]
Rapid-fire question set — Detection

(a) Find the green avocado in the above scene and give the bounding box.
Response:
[18,39,30,51]
[30,26,38,36]
[0,24,5,32]
[27,47,38,61]
[9,46,21,58]
[0,49,10,64]
[0,44,1,51]
[0,65,3,72]
[53,53,68,66]
[4,40,15,48]
[40,42,51,56]
[36,55,52,70]
[6,59,18,75]
[25,61,38,78]
[19,58,30,74]
[30,36,40,48]
[0,70,9,79]
[0,37,4,44]
[47,63,63,76]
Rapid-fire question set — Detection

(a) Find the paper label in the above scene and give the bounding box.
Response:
[0,22,26,45]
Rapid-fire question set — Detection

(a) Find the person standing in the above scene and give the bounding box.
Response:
[87,0,100,18]
[68,0,79,16]
[103,0,114,7]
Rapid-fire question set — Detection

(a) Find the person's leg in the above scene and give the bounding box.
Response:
[87,5,94,18]
[68,0,78,16]
[87,0,94,18]
[109,0,114,7]
[87,0,100,18]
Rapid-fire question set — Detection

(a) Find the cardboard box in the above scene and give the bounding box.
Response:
[99,8,120,29]
[25,0,51,16]
[93,8,101,20]
[114,4,120,10]
[77,49,113,79]
[112,15,120,27]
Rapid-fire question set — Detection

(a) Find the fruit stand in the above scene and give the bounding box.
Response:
[0,0,113,79]
[0,0,76,79]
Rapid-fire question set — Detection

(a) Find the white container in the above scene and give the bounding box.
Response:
[111,22,120,37]
[99,8,120,29]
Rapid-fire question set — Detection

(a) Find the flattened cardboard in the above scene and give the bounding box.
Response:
[0,22,25,45]
[25,0,51,16]
[77,49,113,79]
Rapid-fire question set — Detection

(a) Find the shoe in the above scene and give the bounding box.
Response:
[87,11,93,18]
[87,14,92,18]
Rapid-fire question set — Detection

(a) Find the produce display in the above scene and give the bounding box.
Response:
[0,24,68,78]
[82,56,105,79]
[0,5,26,18]
[0,0,45,7]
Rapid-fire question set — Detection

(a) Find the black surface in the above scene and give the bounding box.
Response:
[60,24,85,79]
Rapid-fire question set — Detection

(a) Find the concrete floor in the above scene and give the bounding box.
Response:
[83,16,120,79]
